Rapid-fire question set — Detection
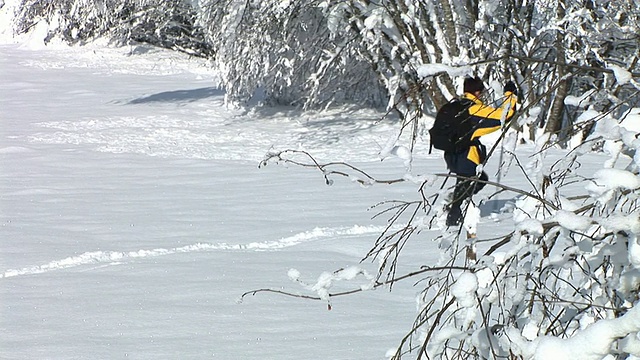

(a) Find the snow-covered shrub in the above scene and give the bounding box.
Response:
[197,0,387,108]
[15,0,212,56]
[363,109,640,358]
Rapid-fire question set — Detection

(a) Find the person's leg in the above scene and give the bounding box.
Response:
[472,171,488,195]
[446,176,473,226]
[446,171,488,226]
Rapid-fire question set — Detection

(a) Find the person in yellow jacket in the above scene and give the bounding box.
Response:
[445,76,518,226]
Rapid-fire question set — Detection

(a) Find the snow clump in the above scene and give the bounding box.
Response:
[451,272,478,308]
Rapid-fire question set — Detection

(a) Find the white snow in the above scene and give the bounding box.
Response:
[416,63,473,79]
[554,210,593,232]
[534,303,640,360]
[629,234,640,269]
[2,23,639,360]
[621,108,640,132]
[451,272,478,308]
[586,168,640,204]
[516,218,544,236]
[0,43,428,359]
[564,90,595,108]
[608,64,633,85]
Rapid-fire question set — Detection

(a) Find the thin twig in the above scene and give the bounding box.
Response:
[240,265,470,302]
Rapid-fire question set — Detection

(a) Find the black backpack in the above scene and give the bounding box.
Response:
[429,98,476,153]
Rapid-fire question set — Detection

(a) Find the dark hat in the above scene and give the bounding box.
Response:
[464,77,485,94]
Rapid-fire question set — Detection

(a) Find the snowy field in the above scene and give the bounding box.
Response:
[0,40,453,359]
[0,37,623,358]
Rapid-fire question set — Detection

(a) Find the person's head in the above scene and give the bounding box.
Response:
[463,76,485,97]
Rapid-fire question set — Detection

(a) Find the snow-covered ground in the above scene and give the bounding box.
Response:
[0,40,452,359]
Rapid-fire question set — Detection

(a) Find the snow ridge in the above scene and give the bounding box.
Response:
[1,224,386,278]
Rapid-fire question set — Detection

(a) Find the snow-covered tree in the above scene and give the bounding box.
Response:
[14,0,212,56]
[196,0,387,108]
[318,0,639,145]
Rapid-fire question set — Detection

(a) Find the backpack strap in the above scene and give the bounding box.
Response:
[456,98,478,151]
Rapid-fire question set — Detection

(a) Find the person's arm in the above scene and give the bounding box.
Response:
[468,82,518,139]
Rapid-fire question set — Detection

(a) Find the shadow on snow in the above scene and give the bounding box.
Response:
[127,87,225,104]
[478,198,515,217]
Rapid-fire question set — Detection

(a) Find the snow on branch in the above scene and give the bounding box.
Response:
[415,64,473,80]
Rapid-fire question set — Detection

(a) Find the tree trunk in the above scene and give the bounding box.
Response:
[544,0,568,139]
[439,0,460,59]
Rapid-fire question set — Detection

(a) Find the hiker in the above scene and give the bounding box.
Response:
[443,76,518,226]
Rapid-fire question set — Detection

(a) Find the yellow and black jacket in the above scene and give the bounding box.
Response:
[444,91,517,176]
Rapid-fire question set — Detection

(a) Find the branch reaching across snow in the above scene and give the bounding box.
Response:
[238,265,471,307]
